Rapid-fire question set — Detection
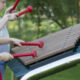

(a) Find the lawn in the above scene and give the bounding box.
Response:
[40,64,80,80]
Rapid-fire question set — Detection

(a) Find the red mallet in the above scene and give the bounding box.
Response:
[12,50,37,58]
[16,5,33,17]
[10,0,20,13]
[14,40,44,48]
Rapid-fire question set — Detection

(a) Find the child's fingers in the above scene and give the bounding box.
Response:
[10,7,17,13]
[19,40,25,42]
[16,42,22,47]
[6,6,13,13]
[5,6,17,14]
[9,55,14,60]
[11,9,16,13]
[18,43,22,47]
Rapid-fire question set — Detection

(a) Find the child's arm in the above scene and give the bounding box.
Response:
[0,13,17,30]
[0,37,12,44]
[0,37,24,46]
[0,6,16,30]
[0,52,14,61]
[4,6,15,28]
[0,15,8,30]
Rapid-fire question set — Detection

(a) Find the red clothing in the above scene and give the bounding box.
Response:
[0,71,2,80]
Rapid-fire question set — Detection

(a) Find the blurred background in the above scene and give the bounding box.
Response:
[1,0,80,80]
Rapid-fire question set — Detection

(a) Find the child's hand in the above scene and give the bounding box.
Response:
[0,52,14,61]
[10,38,25,47]
[6,13,17,21]
[4,6,17,21]
[5,6,16,14]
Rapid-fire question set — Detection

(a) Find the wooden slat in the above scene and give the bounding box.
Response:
[12,24,80,65]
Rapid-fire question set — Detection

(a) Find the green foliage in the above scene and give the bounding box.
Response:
[4,0,80,40]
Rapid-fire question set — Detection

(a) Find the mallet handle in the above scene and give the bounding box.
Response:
[16,6,33,17]
[14,41,44,48]
[12,50,37,58]
[10,0,20,12]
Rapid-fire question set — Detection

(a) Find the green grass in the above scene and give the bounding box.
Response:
[40,64,80,80]
[27,59,80,80]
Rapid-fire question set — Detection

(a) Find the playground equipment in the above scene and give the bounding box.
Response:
[4,0,80,80]
[7,24,80,80]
